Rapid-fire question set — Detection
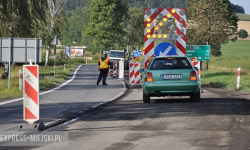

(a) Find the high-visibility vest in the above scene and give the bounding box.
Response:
[99,58,109,69]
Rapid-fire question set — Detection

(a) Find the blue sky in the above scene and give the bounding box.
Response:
[230,0,250,15]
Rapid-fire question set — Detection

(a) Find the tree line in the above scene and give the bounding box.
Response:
[64,0,245,14]
[62,0,238,57]
[0,0,66,52]
[0,0,240,58]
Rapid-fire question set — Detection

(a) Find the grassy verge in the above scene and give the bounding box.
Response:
[201,40,250,92]
[0,56,99,101]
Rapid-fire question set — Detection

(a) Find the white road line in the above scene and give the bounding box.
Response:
[0,65,82,106]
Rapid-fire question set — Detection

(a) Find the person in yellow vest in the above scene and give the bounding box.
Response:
[97,53,111,85]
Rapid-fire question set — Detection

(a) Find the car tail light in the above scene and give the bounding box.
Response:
[190,71,197,81]
[146,72,153,82]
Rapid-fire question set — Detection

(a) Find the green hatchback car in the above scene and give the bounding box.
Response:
[142,56,201,103]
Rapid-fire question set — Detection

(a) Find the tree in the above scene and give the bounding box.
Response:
[187,0,238,56]
[42,1,67,67]
[230,3,245,14]
[62,7,90,45]
[85,0,128,54]
[124,0,186,8]
[123,7,144,53]
[0,0,48,37]
[238,29,248,39]
[64,0,89,11]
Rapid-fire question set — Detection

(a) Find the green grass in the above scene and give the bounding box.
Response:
[0,57,100,101]
[237,13,250,21]
[201,40,250,92]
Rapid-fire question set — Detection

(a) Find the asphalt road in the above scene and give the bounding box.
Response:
[0,64,126,131]
[28,86,250,150]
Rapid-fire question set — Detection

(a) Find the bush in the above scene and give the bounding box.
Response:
[238,29,248,39]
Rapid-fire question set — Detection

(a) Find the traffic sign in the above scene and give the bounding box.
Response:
[186,45,211,61]
[51,36,61,45]
[154,42,176,56]
[133,51,141,57]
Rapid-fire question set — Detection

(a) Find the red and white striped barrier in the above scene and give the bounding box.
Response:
[237,68,241,90]
[23,65,39,124]
[134,63,141,85]
[129,63,141,85]
[113,61,118,77]
[192,61,200,79]
[144,8,186,69]
[129,63,135,84]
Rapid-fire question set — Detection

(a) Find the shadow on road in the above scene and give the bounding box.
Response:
[57,96,250,127]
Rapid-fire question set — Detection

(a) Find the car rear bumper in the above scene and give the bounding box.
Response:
[143,81,200,96]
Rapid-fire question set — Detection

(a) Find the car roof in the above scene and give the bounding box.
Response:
[153,56,187,59]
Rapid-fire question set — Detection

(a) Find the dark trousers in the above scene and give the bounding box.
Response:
[97,69,108,84]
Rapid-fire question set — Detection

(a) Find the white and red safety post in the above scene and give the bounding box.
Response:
[119,60,124,79]
[23,65,39,124]
[129,63,141,85]
[237,68,241,90]
[19,70,23,91]
[192,61,200,79]
[113,61,118,78]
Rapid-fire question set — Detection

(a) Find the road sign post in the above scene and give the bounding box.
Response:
[51,36,61,76]
[186,45,211,79]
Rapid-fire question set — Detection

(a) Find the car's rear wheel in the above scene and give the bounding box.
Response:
[190,91,200,102]
[143,92,150,103]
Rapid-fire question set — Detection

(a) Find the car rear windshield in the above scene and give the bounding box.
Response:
[110,51,124,58]
[149,57,192,70]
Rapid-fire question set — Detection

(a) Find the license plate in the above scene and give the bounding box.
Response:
[163,74,181,80]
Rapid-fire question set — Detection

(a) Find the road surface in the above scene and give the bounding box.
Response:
[0,64,126,131]
[23,86,250,150]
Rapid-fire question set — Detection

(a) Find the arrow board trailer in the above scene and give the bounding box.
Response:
[144,8,187,69]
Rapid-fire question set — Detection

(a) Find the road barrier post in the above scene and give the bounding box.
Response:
[19,70,23,91]
[119,60,124,79]
[192,61,200,80]
[23,64,39,124]
[134,63,141,85]
[129,63,135,85]
[129,63,141,85]
[113,61,118,78]
[237,68,241,90]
